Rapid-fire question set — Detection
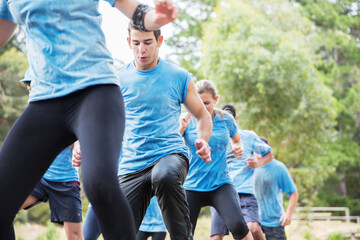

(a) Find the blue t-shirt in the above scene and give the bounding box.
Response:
[227,130,272,194]
[117,59,190,175]
[139,197,167,233]
[43,146,79,182]
[183,111,237,191]
[0,0,119,102]
[254,159,297,227]
[0,0,13,21]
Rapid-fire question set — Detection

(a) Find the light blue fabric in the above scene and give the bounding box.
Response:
[227,130,272,194]
[139,197,167,232]
[254,159,297,227]
[117,59,190,175]
[0,0,14,22]
[183,111,237,191]
[1,0,118,102]
[43,146,79,182]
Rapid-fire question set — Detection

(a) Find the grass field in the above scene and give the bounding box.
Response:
[15,217,360,240]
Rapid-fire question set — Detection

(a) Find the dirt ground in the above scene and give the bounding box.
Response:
[288,220,360,240]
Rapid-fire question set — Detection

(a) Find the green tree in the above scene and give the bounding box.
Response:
[168,0,360,210]
[295,0,360,212]
[166,0,218,79]
[0,47,29,145]
[200,0,337,203]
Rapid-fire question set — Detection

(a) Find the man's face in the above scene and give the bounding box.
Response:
[127,29,163,71]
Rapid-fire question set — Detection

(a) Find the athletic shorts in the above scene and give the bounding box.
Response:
[238,193,260,223]
[261,226,287,240]
[210,193,260,236]
[26,178,82,224]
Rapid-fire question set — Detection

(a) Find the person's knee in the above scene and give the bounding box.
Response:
[82,179,104,200]
[65,222,84,240]
[152,167,180,190]
[210,234,224,240]
[152,155,188,189]
[82,175,117,202]
[247,222,262,236]
[67,232,84,240]
[229,219,249,239]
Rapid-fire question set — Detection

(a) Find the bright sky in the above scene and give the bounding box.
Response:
[99,0,174,64]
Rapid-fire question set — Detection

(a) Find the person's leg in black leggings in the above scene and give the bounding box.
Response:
[136,231,166,240]
[0,85,136,240]
[185,190,208,236]
[70,85,135,239]
[151,232,167,240]
[136,231,151,240]
[152,154,192,239]
[0,99,77,239]
[211,184,249,239]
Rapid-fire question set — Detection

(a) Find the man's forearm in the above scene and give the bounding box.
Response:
[0,19,17,47]
[286,191,298,217]
[258,151,273,167]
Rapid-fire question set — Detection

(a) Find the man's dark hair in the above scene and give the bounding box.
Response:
[221,104,236,118]
[260,137,270,146]
[128,22,161,42]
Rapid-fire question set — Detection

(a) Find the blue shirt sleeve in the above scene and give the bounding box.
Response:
[251,131,272,157]
[104,0,116,7]
[181,72,191,104]
[0,0,15,23]
[277,163,297,196]
[224,112,238,138]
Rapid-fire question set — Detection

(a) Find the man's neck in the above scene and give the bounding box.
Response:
[134,58,160,71]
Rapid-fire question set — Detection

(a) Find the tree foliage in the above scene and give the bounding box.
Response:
[168,0,360,210]
[166,0,218,79]
[0,47,28,145]
[296,0,360,209]
[200,0,337,203]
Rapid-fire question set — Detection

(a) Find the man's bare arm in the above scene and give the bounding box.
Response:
[0,19,16,47]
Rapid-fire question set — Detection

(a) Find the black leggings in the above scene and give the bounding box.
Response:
[186,184,249,239]
[136,231,166,240]
[0,84,135,240]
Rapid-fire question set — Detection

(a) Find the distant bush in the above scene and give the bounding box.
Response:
[27,203,51,225]
[328,233,347,240]
[14,210,28,224]
[315,191,360,216]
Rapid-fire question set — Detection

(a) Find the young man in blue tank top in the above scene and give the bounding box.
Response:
[210,104,273,240]
[74,22,213,240]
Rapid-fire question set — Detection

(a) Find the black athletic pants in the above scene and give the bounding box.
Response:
[0,84,135,240]
[186,184,249,239]
[136,231,166,240]
[119,153,192,240]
